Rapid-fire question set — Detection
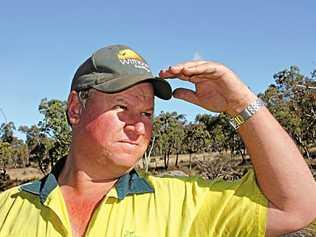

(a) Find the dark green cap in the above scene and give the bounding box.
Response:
[71,45,172,100]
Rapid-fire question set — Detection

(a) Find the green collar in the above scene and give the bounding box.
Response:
[21,157,154,203]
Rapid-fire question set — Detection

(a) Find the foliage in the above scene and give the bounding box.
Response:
[0,122,16,144]
[37,98,71,172]
[0,122,29,168]
[183,122,210,170]
[18,98,71,174]
[0,141,14,168]
[259,66,316,158]
[152,111,186,169]
[19,124,53,174]
[195,113,247,161]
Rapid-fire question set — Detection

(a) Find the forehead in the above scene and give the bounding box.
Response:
[92,82,154,104]
[123,82,154,100]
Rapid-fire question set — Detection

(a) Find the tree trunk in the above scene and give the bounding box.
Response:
[163,153,168,170]
[38,157,46,175]
[175,153,179,167]
[144,136,155,172]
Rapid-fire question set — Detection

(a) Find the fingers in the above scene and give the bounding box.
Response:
[181,63,218,77]
[158,70,176,78]
[159,60,207,78]
[169,60,208,74]
[159,69,192,82]
[159,61,221,83]
[173,88,199,105]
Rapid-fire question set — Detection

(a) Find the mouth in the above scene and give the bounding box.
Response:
[119,140,139,146]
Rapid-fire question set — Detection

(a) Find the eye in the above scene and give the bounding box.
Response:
[142,112,153,118]
[115,105,128,110]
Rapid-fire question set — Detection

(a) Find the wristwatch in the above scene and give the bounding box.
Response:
[229,98,265,129]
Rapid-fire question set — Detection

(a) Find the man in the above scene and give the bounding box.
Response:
[0,45,316,237]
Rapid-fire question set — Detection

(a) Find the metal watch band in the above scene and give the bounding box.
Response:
[229,98,265,129]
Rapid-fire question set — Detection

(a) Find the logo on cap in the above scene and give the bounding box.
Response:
[117,49,151,73]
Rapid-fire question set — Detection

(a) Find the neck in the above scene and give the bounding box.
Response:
[58,153,118,196]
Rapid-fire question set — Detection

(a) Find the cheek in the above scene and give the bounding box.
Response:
[85,113,122,143]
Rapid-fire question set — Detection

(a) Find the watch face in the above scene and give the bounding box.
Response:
[229,98,264,130]
[235,114,246,124]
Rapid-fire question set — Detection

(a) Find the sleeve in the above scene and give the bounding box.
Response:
[188,170,268,237]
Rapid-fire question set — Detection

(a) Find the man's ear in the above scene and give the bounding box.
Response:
[67,91,82,126]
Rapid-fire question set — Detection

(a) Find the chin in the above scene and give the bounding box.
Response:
[95,144,147,171]
[114,154,139,167]
[97,150,141,170]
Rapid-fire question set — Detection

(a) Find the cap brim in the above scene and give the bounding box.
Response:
[92,75,172,100]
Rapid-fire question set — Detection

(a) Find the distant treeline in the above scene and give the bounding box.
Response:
[0,65,315,174]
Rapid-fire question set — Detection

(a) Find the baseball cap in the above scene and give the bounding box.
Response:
[71,45,172,100]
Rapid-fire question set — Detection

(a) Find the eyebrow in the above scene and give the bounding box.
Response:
[115,98,128,104]
[115,97,154,111]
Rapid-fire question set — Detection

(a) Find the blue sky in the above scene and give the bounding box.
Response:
[0,0,315,135]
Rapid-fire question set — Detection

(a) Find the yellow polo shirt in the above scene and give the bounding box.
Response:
[0,159,267,237]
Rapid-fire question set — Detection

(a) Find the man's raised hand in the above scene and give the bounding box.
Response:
[159,60,257,116]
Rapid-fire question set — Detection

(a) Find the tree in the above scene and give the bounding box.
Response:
[0,122,30,168]
[183,123,210,170]
[195,114,227,153]
[15,142,29,168]
[19,124,52,172]
[259,66,316,158]
[37,98,71,172]
[153,111,186,169]
[195,113,246,162]
[0,141,14,169]
[0,122,16,144]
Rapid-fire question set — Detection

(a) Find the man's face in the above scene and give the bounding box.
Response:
[74,82,154,172]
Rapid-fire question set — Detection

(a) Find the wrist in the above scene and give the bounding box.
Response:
[228,98,265,130]
[225,93,258,117]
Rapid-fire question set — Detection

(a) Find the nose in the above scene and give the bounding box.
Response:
[124,113,146,139]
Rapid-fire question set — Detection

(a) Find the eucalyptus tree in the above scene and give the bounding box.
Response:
[153,111,186,169]
[19,124,52,173]
[0,122,16,144]
[0,122,29,168]
[0,141,13,169]
[195,113,246,161]
[183,123,210,170]
[36,98,71,172]
[260,66,316,158]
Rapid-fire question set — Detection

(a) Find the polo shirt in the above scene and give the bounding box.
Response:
[0,158,267,237]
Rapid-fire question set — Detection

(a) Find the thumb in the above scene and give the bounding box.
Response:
[173,88,199,105]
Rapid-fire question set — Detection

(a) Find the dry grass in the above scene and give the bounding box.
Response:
[6,167,43,181]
